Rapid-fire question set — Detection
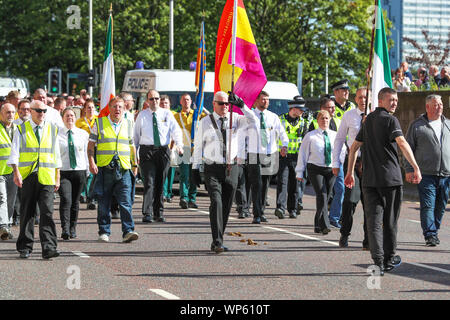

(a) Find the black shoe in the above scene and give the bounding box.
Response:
[321,228,331,235]
[156,217,166,223]
[87,202,96,210]
[362,242,370,251]
[142,215,154,223]
[274,208,285,219]
[252,217,261,224]
[61,233,70,241]
[339,235,349,248]
[425,236,437,247]
[260,215,268,223]
[42,250,60,260]
[188,202,198,209]
[19,251,31,259]
[111,210,120,219]
[179,199,188,209]
[434,235,440,245]
[289,211,297,219]
[384,255,401,272]
[238,211,246,219]
[314,229,321,234]
[210,243,228,253]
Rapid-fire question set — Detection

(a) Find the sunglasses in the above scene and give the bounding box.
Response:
[32,108,47,113]
[148,97,160,101]
[214,101,229,106]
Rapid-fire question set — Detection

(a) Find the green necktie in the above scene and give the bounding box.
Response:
[35,126,40,144]
[260,112,268,148]
[323,130,331,166]
[153,112,161,147]
[68,129,77,169]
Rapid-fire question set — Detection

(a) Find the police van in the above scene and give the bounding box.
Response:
[0,76,30,99]
[121,69,299,114]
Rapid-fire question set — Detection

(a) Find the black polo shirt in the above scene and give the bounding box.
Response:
[356,107,404,187]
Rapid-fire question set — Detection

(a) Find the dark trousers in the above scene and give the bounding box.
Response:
[204,164,239,246]
[307,163,335,232]
[58,170,86,235]
[276,154,302,213]
[235,165,250,214]
[247,163,271,217]
[16,172,57,254]
[363,186,402,264]
[139,145,170,218]
[340,158,369,246]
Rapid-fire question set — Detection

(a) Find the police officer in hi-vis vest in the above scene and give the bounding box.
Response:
[275,96,312,219]
[9,101,62,259]
[88,97,139,244]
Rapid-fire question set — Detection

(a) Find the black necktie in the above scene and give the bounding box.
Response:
[219,117,227,161]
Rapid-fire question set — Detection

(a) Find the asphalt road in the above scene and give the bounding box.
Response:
[0,183,448,305]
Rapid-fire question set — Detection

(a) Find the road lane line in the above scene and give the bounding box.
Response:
[407,219,421,224]
[264,226,339,246]
[192,208,339,246]
[72,251,90,258]
[409,262,450,275]
[149,289,180,300]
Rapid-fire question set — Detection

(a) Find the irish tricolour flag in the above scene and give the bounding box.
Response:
[370,0,393,111]
[99,13,115,117]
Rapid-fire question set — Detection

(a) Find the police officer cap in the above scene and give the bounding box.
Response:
[288,95,307,110]
[331,79,350,91]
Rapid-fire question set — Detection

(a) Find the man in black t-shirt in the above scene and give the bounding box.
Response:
[344,87,422,276]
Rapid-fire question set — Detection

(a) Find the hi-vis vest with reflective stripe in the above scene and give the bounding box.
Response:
[278,114,303,154]
[17,122,58,185]
[0,125,13,175]
[96,117,133,170]
[335,101,355,120]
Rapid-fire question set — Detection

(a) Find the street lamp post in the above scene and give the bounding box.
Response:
[88,0,93,96]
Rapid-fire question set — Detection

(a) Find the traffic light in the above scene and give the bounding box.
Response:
[48,68,62,95]
[87,69,95,88]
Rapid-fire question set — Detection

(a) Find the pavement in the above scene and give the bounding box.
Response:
[0,182,448,305]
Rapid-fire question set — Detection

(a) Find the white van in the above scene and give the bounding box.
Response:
[0,76,30,98]
[122,69,300,114]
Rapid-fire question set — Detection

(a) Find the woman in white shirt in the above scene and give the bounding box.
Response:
[57,108,89,240]
[296,110,343,235]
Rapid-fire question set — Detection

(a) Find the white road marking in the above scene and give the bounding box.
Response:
[193,208,339,246]
[72,251,90,258]
[149,289,180,300]
[409,262,450,275]
[407,219,421,224]
[264,226,339,246]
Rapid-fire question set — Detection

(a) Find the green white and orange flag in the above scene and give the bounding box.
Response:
[215,0,267,112]
[99,12,115,117]
[370,0,392,111]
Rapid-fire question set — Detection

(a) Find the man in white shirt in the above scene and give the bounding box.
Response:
[332,87,370,249]
[134,89,183,223]
[192,91,254,253]
[245,91,289,224]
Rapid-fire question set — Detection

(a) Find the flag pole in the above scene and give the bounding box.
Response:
[365,0,377,115]
[227,0,238,174]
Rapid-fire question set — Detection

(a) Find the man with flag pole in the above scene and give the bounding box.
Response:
[344,1,422,275]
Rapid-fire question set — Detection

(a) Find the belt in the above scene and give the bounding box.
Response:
[140,145,168,150]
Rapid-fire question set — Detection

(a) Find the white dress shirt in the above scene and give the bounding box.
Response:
[8,120,62,169]
[244,108,289,155]
[296,128,345,179]
[58,126,89,171]
[332,108,365,168]
[134,108,183,151]
[192,110,251,169]
[46,106,65,130]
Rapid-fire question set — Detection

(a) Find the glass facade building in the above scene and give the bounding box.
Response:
[381,0,450,69]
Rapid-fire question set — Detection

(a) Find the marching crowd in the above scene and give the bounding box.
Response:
[0,81,448,276]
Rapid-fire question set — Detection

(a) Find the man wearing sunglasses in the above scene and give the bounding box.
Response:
[134,89,183,224]
[32,89,64,130]
[8,101,62,259]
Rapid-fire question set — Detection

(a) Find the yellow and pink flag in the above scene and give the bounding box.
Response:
[215,0,267,112]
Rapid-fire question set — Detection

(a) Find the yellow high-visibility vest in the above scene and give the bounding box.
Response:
[17,122,58,185]
[96,117,133,170]
[0,124,13,175]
